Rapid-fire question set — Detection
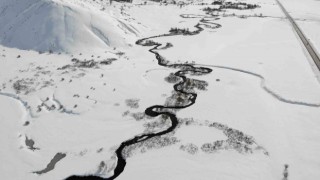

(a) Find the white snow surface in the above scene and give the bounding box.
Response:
[0,0,143,53]
[0,0,320,180]
[279,0,320,55]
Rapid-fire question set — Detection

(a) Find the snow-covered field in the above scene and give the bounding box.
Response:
[0,0,320,180]
[279,0,320,55]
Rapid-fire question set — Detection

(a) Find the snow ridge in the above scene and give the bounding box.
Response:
[0,0,142,53]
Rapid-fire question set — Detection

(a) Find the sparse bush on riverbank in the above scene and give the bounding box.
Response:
[182,78,209,92]
[165,91,191,107]
[180,143,198,154]
[57,58,117,70]
[212,0,223,5]
[203,7,223,14]
[160,42,173,50]
[122,134,179,158]
[169,27,194,35]
[164,73,181,83]
[141,40,160,46]
[220,2,260,10]
[143,115,171,133]
[125,98,140,109]
[201,122,268,155]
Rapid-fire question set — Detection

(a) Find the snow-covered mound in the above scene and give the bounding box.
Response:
[0,0,142,53]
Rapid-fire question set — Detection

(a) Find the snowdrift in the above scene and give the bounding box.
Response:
[0,0,141,53]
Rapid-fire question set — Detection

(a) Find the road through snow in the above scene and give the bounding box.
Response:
[276,0,320,71]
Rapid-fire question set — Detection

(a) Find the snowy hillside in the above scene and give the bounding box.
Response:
[0,0,142,53]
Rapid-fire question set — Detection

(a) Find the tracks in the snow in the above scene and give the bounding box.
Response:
[198,64,320,107]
